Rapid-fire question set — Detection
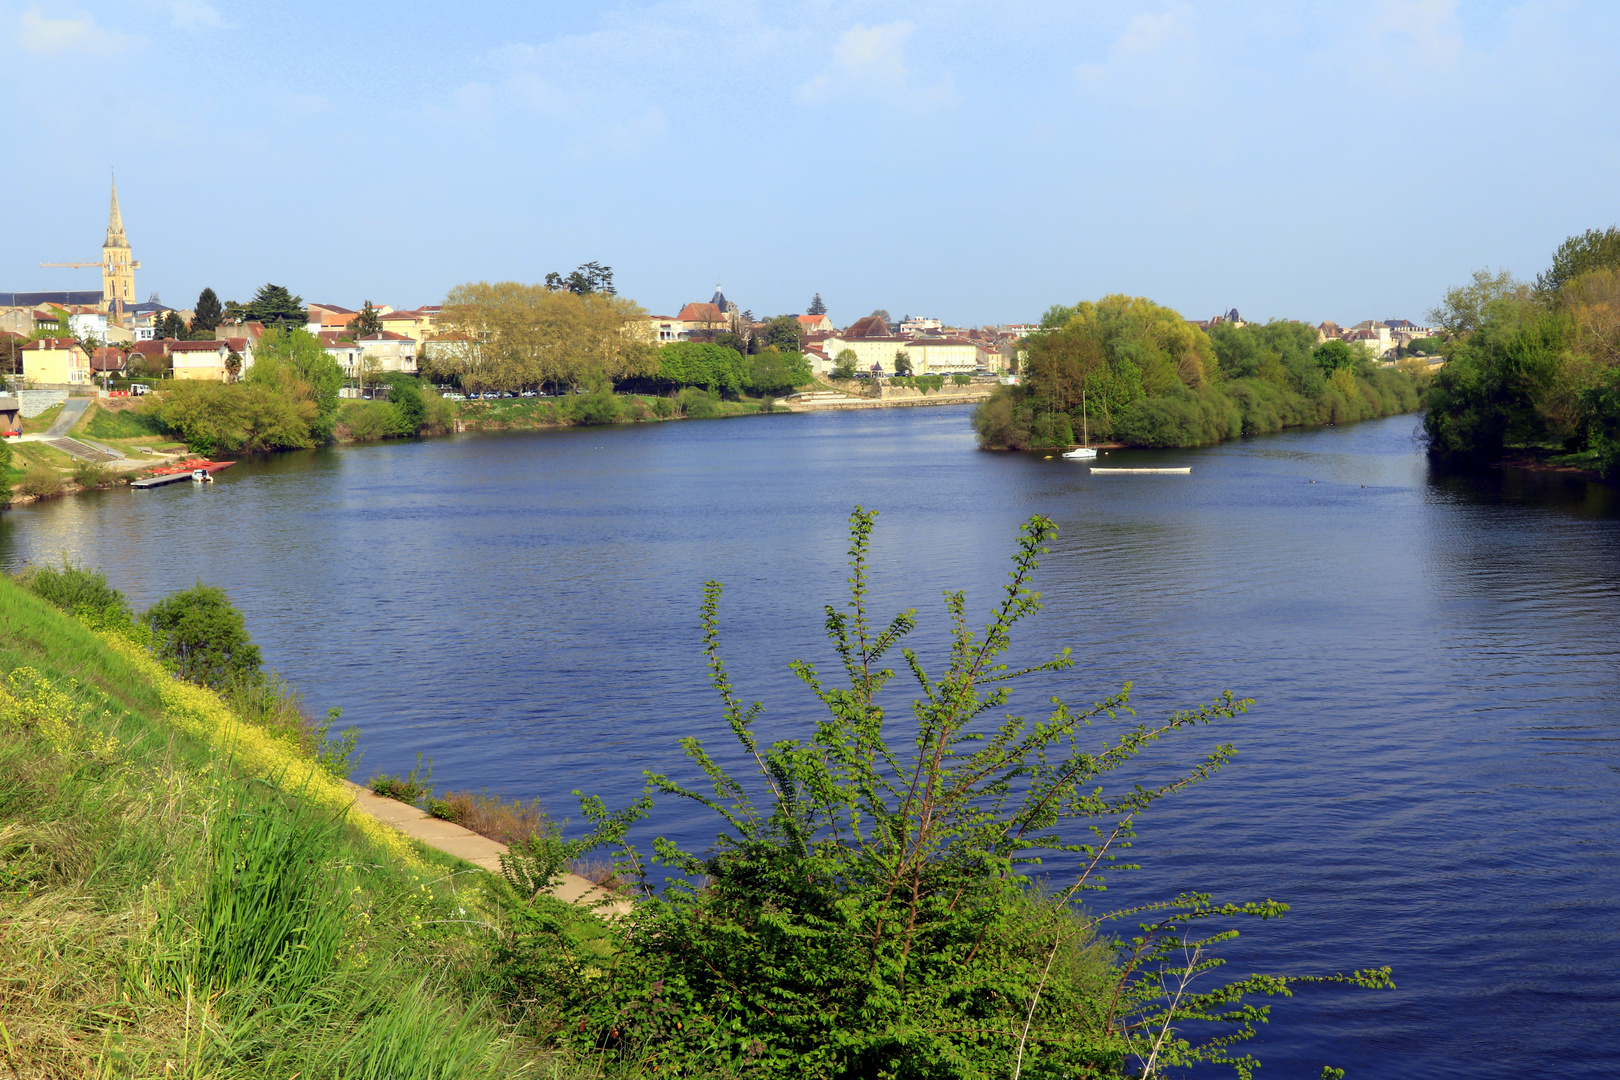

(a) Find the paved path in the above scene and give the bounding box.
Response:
[44,398,90,437]
[342,780,633,915]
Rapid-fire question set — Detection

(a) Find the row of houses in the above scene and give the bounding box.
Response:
[648,287,1019,377]
[1192,309,1439,359]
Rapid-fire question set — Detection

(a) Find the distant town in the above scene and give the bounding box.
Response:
[2,182,1439,393]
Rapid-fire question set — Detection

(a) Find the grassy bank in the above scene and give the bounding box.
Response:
[0,574,556,1078]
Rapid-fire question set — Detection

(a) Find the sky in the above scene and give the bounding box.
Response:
[1,0,1616,327]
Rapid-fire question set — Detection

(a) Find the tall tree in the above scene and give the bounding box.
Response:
[243,284,307,330]
[354,301,383,339]
[808,293,827,316]
[1538,226,1620,295]
[545,262,616,296]
[192,287,223,334]
[159,311,187,340]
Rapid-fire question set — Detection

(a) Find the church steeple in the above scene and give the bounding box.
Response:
[105,177,128,249]
[101,174,138,314]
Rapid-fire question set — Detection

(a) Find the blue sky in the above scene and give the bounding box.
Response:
[2,0,1616,327]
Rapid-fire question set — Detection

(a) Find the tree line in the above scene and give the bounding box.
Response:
[1423,227,1620,479]
[974,294,1424,450]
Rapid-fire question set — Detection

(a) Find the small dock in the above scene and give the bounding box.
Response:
[130,472,196,489]
[1089,467,1192,475]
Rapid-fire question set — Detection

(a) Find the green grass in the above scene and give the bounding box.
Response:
[0,577,579,1078]
[83,402,168,441]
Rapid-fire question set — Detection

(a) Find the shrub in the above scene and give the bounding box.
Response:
[499,509,1391,1077]
[371,753,434,804]
[952,372,971,386]
[651,395,674,419]
[16,559,133,627]
[71,460,112,488]
[566,388,622,425]
[676,386,719,419]
[145,582,263,689]
[339,400,401,441]
[16,464,63,498]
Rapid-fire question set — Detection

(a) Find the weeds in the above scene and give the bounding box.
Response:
[372,752,434,804]
[71,460,112,488]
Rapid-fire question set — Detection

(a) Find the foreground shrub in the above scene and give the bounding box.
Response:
[499,509,1391,1078]
[146,582,263,689]
[71,459,112,488]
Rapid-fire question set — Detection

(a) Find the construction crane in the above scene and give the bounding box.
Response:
[39,258,135,323]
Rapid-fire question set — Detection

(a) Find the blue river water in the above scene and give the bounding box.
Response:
[3,406,1616,1078]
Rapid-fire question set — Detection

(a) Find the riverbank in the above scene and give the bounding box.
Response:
[0,572,585,1077]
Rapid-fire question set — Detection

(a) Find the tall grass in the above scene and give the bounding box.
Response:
[0,576,569,1078]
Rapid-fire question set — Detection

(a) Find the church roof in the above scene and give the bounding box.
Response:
[677,302,726,324]
[0,291,103,307]
[843,315,891,339]
[709,285,733,313]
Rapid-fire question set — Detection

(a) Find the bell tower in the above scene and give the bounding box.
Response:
[101,177,139,317]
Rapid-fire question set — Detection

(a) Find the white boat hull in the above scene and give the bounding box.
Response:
[1062,447,1098,460]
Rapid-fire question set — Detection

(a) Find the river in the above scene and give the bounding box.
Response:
[3,407,1616,1078]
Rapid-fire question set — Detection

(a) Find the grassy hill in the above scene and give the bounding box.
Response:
[0,575,551,1078]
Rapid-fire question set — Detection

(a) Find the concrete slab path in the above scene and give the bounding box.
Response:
[343,780,634,916]
[44,397,90,438]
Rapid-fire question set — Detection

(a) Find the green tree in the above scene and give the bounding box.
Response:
[192,287,223,334]
[545,262,616,296]
[242,284,307,331]
[249,327,345,441]
[146,583,263,689]
[1537,226,1620,295]
[892,348,913,376]
[1312,339,1358,373]
[656,341,747,396]
[807,293,827,316]
[353,301,383,340]
[387,374,427,434]
[832,348,858,379]
[159,311,187,340]
[744,349,812,397]
[1426,269,1532,339]
[758,314,804,353]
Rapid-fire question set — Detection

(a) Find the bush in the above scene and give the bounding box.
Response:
[651,395,674,419]
[952,372,971,386]
[566,388,622,425]
[16,559,133,628]
[145,582,263,689]
[676,386,719,419]
[71,460,112,488]
[16,464,63,499]
[493,510,1390,1077]
[371,753,434,804]
[339,400,402,441]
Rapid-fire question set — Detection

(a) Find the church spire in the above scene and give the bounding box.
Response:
[106,175,127,248]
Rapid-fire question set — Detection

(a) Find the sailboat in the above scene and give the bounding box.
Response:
[1063,389,1098,459]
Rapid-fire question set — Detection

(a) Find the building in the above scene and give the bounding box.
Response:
[90,346,127,376]
[821,316,912,374]
[101,181,139,315]
[903,338,979,375]
[357,331,418,374]
[899,316,942,337]
[20,338,90,386]
[169,340,233,381]
[797,313,834,334]
[318,331,365,376]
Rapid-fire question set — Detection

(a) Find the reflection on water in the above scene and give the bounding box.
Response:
[3,410,1617,1079]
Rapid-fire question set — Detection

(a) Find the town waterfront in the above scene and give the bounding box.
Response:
[3,406,1617,1078]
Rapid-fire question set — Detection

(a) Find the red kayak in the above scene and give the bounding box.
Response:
[148,459,235,476]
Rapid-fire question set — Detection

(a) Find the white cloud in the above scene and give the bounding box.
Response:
[171,1,225,32]
[1076,5,1197,87]
[796,21,958,111]
[16,6,139,55]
